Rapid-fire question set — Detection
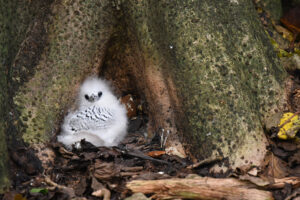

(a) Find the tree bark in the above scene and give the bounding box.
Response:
[12,0,117,144]
[120,0,287,169]
[2,0,288,189]
[0,0,51,192]
[0,61,9,193]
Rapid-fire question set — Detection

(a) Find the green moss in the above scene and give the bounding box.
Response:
[0,0,48,192]
[257,0,282,21]
[123,0,286,167]
[13,0,116,144]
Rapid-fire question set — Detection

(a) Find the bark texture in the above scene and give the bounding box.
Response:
[0,0,49,192]
[12,0,117,144]
[0,64,9,193]
[121,0,287,168]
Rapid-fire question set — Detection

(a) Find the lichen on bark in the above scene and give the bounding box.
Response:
[122,0,287,168]
[13,0,117,144]
[0,0,48,192]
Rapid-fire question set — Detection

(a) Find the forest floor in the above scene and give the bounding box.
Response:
[3,108,300,200]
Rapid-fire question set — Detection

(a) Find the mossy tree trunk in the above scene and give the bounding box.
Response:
[0,43,9,193]
[1,0,117,192]
[0,0,54,192]
[0,0,287,191]
[120,0,287,169]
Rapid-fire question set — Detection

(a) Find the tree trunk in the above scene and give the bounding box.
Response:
[0,61,9,193]
[0,0,52,192]
[2,0,288,190]
[11,0,117,144]
[119,0,287,169]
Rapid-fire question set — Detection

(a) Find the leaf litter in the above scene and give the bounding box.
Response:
[5,94,300,200]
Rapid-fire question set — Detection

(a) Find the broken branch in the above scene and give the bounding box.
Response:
[127,177,273,200]
[186,156,223,169]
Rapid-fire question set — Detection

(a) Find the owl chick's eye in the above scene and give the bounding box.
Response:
[84,94,89,100]
[98,91,102,97]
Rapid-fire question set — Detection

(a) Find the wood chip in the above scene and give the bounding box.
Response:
[92,188,111,200]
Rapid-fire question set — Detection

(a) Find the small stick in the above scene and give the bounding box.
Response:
[122,149,171,165]
[45,176,63,189]
[187,156,223,169]
[44,176,75,198]
[120,172,141,176]
[122,166,144,172]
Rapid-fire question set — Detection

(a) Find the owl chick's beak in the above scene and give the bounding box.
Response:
[88,94,100,102]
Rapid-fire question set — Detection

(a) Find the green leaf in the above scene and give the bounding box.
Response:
[29,188,48,195]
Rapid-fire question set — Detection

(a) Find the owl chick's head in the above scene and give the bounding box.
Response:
[79,76,117,108]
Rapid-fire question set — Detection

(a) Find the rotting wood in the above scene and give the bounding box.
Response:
[238,175,300,189]
[126,177,274,200]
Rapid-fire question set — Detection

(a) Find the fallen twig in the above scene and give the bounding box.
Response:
[122,166,144,172]
[186,156,223,169]
[120,172,141,176]
[121,148,171,165]
[45,176,75,198]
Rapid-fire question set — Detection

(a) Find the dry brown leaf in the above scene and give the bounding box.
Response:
[14,194,26,200]
[146,151,166,158]
[262,153,290,178]
[277,141,297,152]
[74,177,87,196]
[288,151,300,167]
[285,188,300,200]
[120,94,137,119]
[93,160,121,180]
[91,176,104,191]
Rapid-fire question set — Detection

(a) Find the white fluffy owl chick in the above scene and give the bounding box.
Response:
[57,76,128,149]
